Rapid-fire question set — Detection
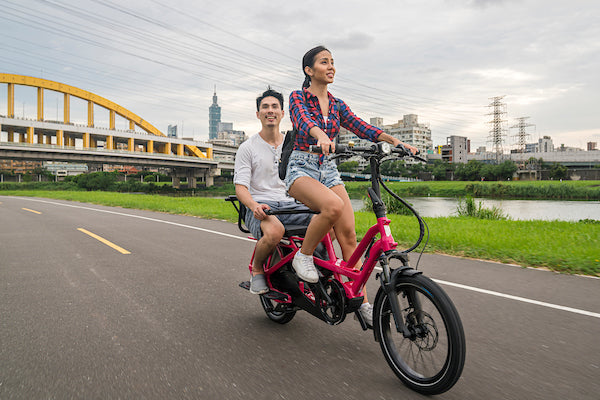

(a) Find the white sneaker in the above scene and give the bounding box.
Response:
[356,303,373,327]
[292,252,319,283]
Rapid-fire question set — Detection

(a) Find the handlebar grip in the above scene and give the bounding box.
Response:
[309,144,348,154]
[393,144,410,156]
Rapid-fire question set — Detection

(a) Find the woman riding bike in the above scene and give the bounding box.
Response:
[285,45,418,304]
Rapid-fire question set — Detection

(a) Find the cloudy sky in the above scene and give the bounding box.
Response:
[1,0,599,151]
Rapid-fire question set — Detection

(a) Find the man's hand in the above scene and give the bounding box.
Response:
[252,203,271,220]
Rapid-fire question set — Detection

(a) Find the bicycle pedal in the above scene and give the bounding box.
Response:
[239,281,250,290]
[354,311,373,331]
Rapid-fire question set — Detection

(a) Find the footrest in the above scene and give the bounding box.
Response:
[239,281,289,301]
[263,290,289,301]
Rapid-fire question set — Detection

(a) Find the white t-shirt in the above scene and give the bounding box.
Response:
[233,133,294,203]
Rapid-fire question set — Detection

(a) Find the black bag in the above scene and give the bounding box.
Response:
[278,128,296,180]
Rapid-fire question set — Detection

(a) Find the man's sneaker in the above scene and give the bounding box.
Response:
[249,274,269,295]
[292,252,319,283]
[355,303,373,327]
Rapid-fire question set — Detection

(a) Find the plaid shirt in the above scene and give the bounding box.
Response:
[289,88,383,156]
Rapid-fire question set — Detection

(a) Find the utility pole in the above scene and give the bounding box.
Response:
[487,96,507,164]
[510,117,535,153]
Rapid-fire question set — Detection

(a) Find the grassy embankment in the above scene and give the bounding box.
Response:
[345,180,600,200]
[2,190,598,276]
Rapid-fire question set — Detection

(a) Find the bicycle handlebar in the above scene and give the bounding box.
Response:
[308,143,427,162]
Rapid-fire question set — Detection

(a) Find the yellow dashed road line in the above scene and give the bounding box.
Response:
[22,208,42,214]
[77,228,131,254]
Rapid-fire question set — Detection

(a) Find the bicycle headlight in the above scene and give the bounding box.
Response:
[380,142,391,155]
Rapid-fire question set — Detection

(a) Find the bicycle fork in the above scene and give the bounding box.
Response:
[377,252,422,339]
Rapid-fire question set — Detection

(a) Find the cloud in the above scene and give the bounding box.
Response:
[329,32,375,50]
[469,68,540,83]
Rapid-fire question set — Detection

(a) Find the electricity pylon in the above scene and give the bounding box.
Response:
[487,96,507,164]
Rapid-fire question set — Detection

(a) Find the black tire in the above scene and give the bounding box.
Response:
[374,274,466,395]
[260,296,296,324]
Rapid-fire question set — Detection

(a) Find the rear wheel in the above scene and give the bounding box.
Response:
[374,274,466,395]
[260,296,296,324]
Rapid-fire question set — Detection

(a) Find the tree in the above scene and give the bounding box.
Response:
[455,160,483,181]
[549,163,568,180]
[380,160,407,177]
[75,171,118,191]
[480,163,496,181]
[337,161,360,173]
[496,160,518,180]
[430,160,454,181]
[406,162,424,178]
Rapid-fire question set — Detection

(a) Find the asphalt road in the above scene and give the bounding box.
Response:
[1,195,598,400]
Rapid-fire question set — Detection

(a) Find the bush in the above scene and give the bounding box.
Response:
[456,196,507,220]
[74,171,119,191]
[0,181,79,191]
[362,192,414,216]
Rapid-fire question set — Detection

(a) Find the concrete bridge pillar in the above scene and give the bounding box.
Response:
[204,173,214,187]
[172,176,181,189]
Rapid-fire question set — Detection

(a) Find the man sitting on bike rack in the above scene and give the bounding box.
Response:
[233,87,314,295]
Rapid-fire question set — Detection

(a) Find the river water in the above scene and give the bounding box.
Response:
[350,197,600,221]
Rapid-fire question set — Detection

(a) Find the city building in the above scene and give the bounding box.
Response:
[337,125,372,168]
[0,159,43,174]
[440,136,469,164]
[382,114,433,155]
[208,87,221,140]
[538,136,554,152]
[218,122,233,133]
[588,142,598,151]
[525,142,538,153]
[209,130,246,147]
[43,162,88,176]
[167,125,178,138]
[557,143,584,152]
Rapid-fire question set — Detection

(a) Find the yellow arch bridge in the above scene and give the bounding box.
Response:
[0,73,229,187]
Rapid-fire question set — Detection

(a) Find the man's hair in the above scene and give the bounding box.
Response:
[256,87,284,111]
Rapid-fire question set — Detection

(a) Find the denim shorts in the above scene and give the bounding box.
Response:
[244,200,314,239]
[284,150,344,191]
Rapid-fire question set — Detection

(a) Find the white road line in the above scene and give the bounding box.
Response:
[433,279,600,319]
[13,196,599,319]
[16,196,255,243]
[373,266,599,318]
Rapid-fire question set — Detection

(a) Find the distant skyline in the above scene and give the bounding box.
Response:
[1,0,598,150]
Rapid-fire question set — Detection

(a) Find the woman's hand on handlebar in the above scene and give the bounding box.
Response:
[316,137,335,155]
[391,138,418,155]
[309,127,335,155]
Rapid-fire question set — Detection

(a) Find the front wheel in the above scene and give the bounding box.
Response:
[374,274,466,395]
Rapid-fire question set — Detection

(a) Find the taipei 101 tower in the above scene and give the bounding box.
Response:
[208,86,221,140]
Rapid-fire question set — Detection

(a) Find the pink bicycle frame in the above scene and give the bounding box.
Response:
[248,216,398,303]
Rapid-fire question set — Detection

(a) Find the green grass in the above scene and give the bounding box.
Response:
[344,180,600,200]
[355,213,599,276]
[3,190,598,276]
[1,190,233,221]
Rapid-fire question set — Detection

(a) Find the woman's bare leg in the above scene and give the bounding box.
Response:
[330,185,369,303]
[330,185,357,263]
[288,176,344,255]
